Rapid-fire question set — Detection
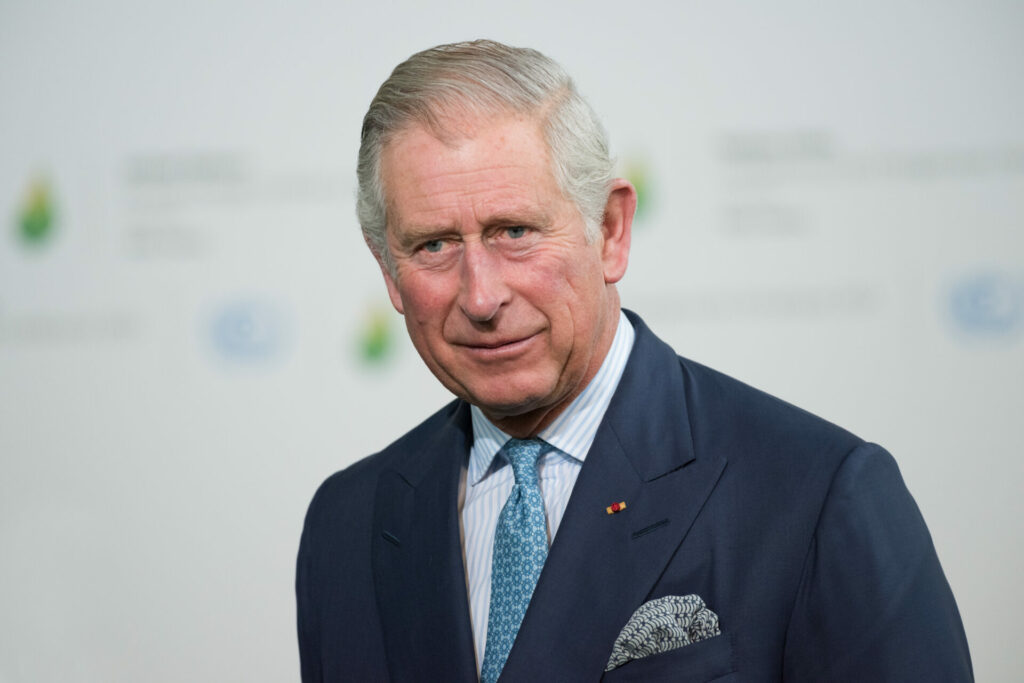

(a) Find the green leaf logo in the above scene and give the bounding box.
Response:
[623,158,651,221]
[18,177,57,246]
[359,306,393,364]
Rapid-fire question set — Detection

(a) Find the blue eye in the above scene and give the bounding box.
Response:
[423,240,444,253]
[506,226,527,239]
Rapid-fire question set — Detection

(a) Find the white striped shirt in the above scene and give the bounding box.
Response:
[460,311,635,672]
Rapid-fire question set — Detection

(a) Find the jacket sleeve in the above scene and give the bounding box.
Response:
[296,467,392,683]
[296,484,324,683]
[782,443,973,682]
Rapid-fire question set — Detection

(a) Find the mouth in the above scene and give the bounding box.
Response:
[456,332,540,359]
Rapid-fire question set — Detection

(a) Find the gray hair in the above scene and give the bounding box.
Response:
[357,39,614,274]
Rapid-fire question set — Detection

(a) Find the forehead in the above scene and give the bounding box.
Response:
[380,114,565,229]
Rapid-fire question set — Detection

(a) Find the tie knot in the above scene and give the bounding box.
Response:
[502,438,546,483]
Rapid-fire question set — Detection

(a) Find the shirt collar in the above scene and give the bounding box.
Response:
[468,310,635,486]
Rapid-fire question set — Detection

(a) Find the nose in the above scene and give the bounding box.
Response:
[458,243,509,322]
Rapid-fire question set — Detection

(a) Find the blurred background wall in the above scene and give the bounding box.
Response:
[1,1,1021,680]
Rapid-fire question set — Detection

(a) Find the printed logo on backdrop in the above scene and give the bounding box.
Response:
[355,303,396,367]
[207,298,291,365]
[15,176,57,248]
[948,271,1023,339]
[622,156,653,224]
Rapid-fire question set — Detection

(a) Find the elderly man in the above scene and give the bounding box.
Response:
[297,40,972,682]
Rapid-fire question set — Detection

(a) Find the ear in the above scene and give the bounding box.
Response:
[373,249,405,315]
[599,178,636,284]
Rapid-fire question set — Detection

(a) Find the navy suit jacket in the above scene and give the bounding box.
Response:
[297,311,972,681]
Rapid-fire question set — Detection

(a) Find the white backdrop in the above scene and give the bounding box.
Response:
[1,1,1022,680]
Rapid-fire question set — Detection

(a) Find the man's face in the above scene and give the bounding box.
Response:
[377,113,632,433]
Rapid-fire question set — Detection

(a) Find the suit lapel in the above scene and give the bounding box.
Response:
[371,401,478,682]
[500,313,728,681]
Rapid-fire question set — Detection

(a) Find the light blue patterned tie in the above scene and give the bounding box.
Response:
[480,438,549,683]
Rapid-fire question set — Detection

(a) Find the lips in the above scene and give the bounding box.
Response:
[464,336,531,349]
[454,332,540,358]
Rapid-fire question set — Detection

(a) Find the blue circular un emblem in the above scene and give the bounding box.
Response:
[948,272,1023,337]
[209,299,290,362]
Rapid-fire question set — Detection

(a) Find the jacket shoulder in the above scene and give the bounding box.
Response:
[306,398,466,513]
[676,354,864,463]
[296,399,467,682]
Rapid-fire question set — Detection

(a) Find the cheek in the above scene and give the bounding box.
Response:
[399,274,452,317]
[527,251,603,309]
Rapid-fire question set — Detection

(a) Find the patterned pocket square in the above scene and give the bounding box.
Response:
[605,594,722,672]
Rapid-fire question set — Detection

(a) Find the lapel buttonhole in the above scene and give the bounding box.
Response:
[631,518,670,540]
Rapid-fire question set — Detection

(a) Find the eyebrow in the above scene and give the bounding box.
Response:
[482,208,550,228]
[389,223,457,251]
[391,207,552,248]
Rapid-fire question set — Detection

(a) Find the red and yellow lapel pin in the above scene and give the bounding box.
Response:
[606,501,627,515]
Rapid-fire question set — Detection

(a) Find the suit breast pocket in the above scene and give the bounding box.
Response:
[601,631,737,683]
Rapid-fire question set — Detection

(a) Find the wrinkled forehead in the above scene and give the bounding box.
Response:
[388,98,545,152]
[378,108,554,205]
[381,113,558,212]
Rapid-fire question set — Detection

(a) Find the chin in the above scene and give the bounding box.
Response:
[461,381,555,418]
